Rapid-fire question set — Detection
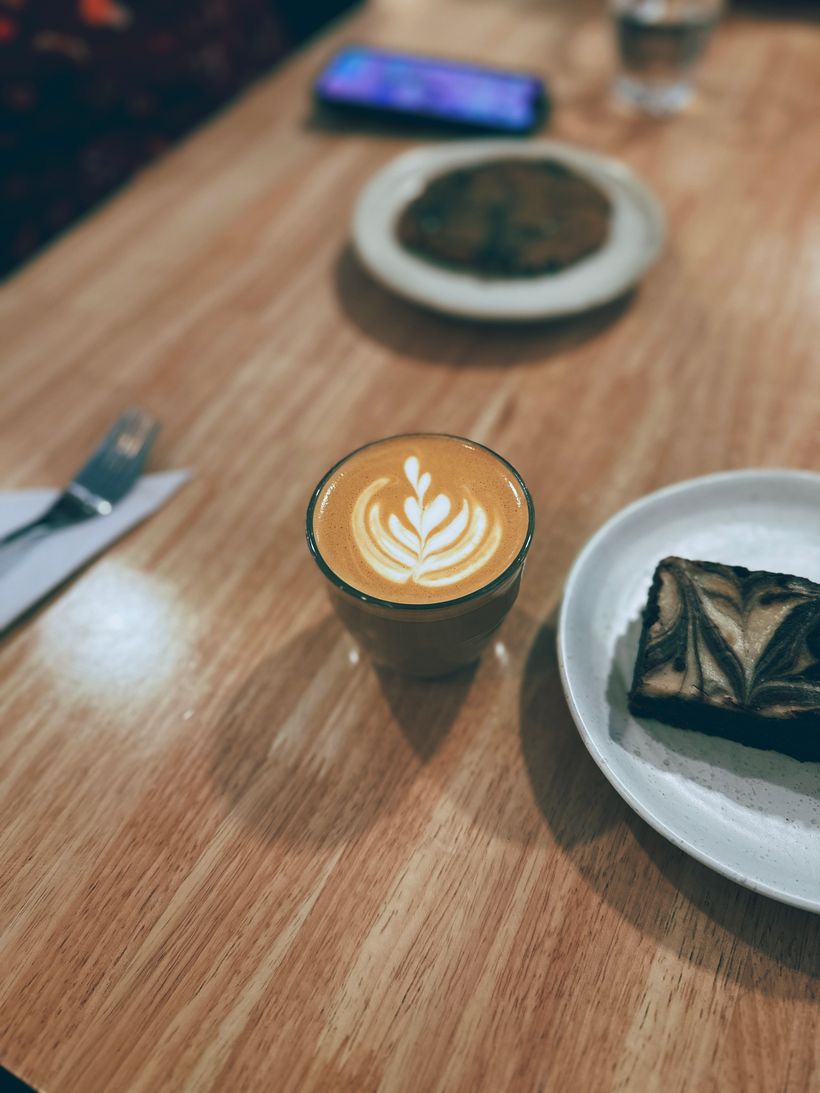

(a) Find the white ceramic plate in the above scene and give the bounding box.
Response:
[352,139,665,321]
[558,469,820,912]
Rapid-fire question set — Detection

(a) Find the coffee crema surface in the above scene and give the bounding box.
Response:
[312,435,530,604]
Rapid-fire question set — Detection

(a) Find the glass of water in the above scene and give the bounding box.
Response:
[611,0,724,115]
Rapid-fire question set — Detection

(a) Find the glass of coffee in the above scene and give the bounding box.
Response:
[306,434,535,677]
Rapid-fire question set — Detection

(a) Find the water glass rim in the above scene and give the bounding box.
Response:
[611,0,724,15]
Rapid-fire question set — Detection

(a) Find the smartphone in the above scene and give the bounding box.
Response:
[315,45,548,135]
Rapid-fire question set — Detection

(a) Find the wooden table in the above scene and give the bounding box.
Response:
[2,1,819,1089]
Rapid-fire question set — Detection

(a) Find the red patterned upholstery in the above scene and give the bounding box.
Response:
[0,0,353,277]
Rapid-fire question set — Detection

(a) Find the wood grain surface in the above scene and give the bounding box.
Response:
[2,1,819,1090]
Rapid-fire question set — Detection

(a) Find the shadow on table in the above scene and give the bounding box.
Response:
[210,606,819,991]
[334,245,634,368]
[731,1,820,22]
[305,104,478,141]
[519,619,820,995]
[376,661,477,761]
[209,614,471,847]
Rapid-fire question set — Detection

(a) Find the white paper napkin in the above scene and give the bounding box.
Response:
[0,470,190,632]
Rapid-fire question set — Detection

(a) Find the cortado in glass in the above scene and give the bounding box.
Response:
[306,434,534,676]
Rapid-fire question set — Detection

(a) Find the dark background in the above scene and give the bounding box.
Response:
[0,0,357,278]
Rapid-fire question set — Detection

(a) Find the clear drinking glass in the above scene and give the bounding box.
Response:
[611,0,723,115]
[306,435,535,677]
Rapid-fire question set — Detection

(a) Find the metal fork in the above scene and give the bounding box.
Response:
[1,408,160,548]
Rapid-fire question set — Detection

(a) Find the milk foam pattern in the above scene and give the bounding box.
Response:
[351,456,502,589]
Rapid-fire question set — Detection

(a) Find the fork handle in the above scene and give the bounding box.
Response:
[0,515,54,549]
[0,494,89,549]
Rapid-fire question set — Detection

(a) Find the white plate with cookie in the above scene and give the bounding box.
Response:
[352,139,665,322]
[558,469,820,912]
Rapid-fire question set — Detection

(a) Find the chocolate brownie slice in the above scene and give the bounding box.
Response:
[628,557,820,762]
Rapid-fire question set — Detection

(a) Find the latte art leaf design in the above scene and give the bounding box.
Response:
[352,456,503,588]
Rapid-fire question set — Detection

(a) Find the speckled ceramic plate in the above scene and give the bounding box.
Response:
[558,469,820,912]
[352,140,665,322]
